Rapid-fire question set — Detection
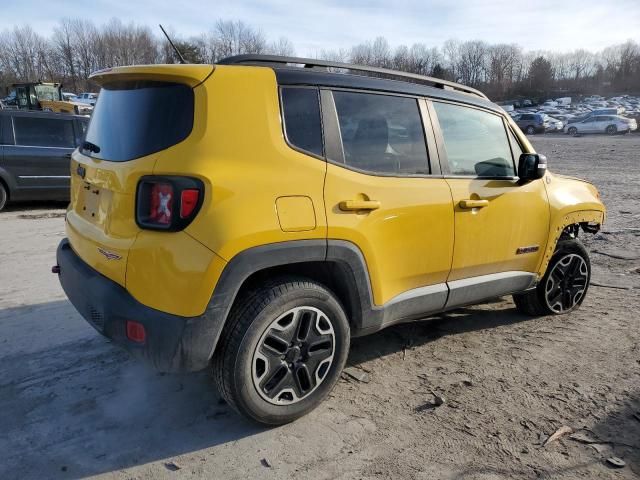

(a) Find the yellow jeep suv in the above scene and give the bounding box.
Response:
[55,55,605,425]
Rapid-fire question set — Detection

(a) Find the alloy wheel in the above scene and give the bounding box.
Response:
[544,253,589,313]
[252,306,335,405]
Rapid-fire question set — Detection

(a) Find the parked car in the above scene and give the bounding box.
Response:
[2,91,17,106]
[565,115,637,135]
[76,92,98,106]
[0,110,88,211]
[513,113,549,134]
[54,56,605,425]
[62,92,78,102]
[546,116,564,132]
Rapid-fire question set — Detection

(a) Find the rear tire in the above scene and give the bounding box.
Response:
[513,239,591,316]
[526,125,536,135]
[213,276,350,425]
[606,125,617,135]
[0,183,7,212]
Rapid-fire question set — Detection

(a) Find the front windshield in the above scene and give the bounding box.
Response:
[34,84,61,102]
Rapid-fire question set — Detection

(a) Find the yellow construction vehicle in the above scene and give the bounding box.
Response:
[13,82,93,115]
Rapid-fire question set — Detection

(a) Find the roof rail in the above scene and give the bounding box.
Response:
[217,54,488,100]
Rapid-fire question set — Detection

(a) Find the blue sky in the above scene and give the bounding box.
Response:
[2,0,639,53]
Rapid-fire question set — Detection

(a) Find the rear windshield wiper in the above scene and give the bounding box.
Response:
[82,141,101,154]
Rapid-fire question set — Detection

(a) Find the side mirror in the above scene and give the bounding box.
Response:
[518,153,547,182]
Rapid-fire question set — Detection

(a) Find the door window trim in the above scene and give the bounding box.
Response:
[428,98,519,181]
[320,88,440,178]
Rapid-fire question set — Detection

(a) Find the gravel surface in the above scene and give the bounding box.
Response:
[0,134,638,479]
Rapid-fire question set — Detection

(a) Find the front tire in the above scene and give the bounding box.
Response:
[567,126,578,135]
[526,125,536,135]
[513,239,591,316]
[0,183,7,211]
[213,277,350,425]
[606,125,617,135]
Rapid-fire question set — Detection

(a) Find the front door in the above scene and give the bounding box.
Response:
[323,90,454,308]
[429,100,550,306]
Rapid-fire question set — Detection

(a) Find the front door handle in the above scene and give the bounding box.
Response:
[339,200,381,211]
[459,199,489,209]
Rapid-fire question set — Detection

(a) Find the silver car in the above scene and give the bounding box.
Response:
[565,115,637,135]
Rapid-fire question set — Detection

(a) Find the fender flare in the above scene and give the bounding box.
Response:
[199,238,452,366]
[198,240,375,366]
[536,209,605,277]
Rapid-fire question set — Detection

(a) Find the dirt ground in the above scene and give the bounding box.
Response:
[1,134,639,480]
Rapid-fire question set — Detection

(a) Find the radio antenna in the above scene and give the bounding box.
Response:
[159,24,186,64]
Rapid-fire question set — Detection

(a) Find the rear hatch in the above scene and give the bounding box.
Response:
[67,64,213,286]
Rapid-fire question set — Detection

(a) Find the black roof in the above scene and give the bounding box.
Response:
[218,54,499,112]
[273,67,500,112]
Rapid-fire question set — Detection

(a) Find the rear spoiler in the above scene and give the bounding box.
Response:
[90,64,214,88]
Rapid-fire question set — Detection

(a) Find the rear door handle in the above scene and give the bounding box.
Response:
[459,199,489,209]
[339,200,381,211]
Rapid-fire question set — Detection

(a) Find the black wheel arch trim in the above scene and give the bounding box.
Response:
[205,239,450,361]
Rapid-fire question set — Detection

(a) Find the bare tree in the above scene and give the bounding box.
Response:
[268,37,295,57]
[1,19,639,100]
[457,40,488,87]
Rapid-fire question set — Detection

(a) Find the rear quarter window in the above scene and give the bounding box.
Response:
[83,81,193,161]
[281,87,323,157]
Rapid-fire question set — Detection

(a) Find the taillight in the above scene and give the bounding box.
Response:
[136,176,204,231]
[149,183,174,225]
[180,189,200,218]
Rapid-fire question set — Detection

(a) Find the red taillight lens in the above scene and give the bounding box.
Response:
[180,189,199,219]
[149,183,174,225]
[126,320,146,343]
[137,176,203,231]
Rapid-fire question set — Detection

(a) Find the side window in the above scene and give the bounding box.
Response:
[13,116,75,148]
[332,91,429,175]
[433,102,515,177]
[281,87,323,157]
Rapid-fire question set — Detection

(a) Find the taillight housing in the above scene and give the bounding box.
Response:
[136,176,204,231]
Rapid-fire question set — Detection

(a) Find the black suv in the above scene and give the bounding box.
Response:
[0,110,88,211]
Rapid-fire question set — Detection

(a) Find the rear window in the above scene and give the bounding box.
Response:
[13,116,75,148]
[83,81,193,161]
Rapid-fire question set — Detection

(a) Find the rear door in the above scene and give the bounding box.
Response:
[430,100,549,307]
[323,89,454,309]
[4,115,74,199]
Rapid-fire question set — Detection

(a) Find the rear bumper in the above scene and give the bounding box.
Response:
[56,238,218,372]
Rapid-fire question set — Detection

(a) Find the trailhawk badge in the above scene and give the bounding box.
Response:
[516,245,540,255]
[97,247,122,261]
